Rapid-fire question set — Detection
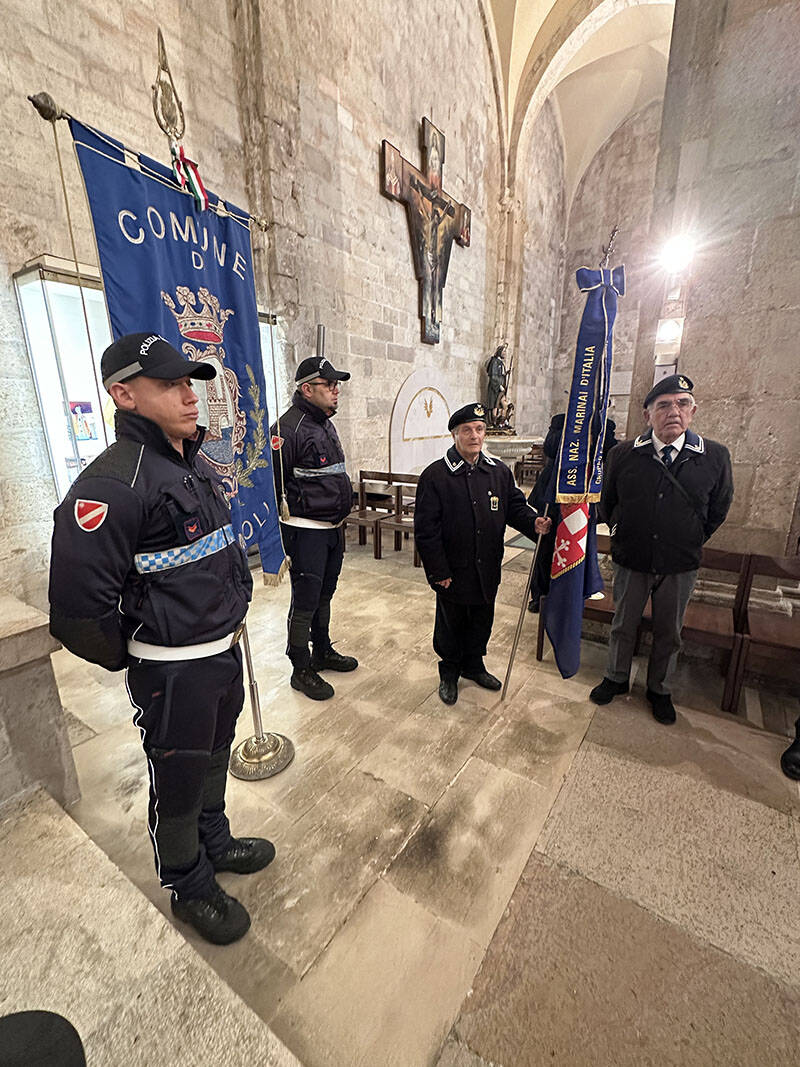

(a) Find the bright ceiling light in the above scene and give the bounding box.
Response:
[659,234,696,273]
[656,317,684,345]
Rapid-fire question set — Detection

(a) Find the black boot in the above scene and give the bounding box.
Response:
[211,837,276,874]
[589,677,629,705]
[291,666,334,700]
[310,647,359,672]
[647,689,677,725]
[171,880,251,945]
[438,677,458,705]
[781,719,800,780]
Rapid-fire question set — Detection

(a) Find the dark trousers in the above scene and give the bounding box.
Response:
[606,564,698,694]
[126,646,243,899]
[282,524,344,668]
[434,595,495,681]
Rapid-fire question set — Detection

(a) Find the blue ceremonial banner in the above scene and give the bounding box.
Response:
[555,266,624,504]
[69,119,284,582]
[544,265,624,678]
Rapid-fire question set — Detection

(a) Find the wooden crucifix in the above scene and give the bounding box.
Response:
[381,118,471,344]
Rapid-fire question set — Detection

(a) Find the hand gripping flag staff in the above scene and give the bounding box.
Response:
[502,229,624,696]
[30,31,294,779]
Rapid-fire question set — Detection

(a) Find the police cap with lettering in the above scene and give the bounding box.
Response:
[295,355,351,385]
[101,333,216,391]
[448,403,488,431]
[643,372,694,408]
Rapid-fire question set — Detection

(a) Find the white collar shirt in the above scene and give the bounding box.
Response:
[652,431,685,462]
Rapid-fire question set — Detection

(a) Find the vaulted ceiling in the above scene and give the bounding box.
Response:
[487,0,674,204]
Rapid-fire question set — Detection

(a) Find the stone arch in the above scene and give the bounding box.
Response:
[508,0,670,193]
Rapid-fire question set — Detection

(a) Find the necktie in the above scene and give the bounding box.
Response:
[661,445,674,469]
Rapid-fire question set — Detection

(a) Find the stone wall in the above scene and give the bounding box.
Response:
[512,98,566,437]
[629,0,800,555]
[0,0,504,608]
[556,100,662,436]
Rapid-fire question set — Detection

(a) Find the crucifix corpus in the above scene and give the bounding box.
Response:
[381,117,471,344]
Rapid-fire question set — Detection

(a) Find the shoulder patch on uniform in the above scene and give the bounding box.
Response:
[271,435,284,450]
[74,499,109,532]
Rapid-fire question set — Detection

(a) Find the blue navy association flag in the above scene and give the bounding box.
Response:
[544,266,624,678]
[70,119,285,582]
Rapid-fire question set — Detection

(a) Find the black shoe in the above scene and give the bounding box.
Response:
[647,689,677,725]
[291,667,335,700]
[171,881,251,945]
[780,737,800,780]
[461,670,502,691]
[438,678,458,705]
[589,677,629,705]
[211,837,276,875]
[527,598,540,614]
[310,648,359,672]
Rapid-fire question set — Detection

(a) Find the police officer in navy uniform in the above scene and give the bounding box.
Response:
[49,333,274,946]
[590,373,733,724]
[271,355,358,701]
[414,403,552,705]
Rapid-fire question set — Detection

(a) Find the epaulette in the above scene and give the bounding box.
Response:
[73,438,145,489]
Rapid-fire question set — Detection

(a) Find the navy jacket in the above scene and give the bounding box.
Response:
[600,427,733,574]
[271,392,352,524]
[414,446,540,603]
[49,410,252,671]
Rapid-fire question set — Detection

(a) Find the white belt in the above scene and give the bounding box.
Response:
[128,624,244,662]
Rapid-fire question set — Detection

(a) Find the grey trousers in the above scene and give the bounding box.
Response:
[606,564,698,695]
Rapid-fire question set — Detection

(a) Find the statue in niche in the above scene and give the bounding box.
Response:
[485,342,515,432]
[381,118,471,344]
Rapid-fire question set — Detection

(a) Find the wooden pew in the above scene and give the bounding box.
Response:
[725,553,800,714]
[377,473,421,564]
[342,470,394,558]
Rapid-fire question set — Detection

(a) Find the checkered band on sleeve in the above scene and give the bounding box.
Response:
[134,524,236,574]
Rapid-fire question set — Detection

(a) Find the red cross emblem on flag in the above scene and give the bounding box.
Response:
[74,499,109,532]
[550,503,589,579]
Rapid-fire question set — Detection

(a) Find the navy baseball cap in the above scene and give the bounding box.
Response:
[101,333,216,391]
[295,355,351,385]
[448,403,488,431]
[644,373,694,407]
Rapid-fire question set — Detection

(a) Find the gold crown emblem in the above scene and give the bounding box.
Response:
[161,285,234,344]
[678,376,690,389]
[474,404,485,416]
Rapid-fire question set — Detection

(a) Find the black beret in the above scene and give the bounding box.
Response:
[448,403,488,431]
[644,373,694,408]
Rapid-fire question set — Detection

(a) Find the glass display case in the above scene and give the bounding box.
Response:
[14,257,113,500]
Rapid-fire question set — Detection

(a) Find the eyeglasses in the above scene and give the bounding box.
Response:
[653,397,693,412]
[308,379,342,391]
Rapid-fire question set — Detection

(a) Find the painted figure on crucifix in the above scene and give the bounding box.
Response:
[382,118,471,344]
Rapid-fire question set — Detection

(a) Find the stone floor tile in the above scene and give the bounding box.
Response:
[476,692,594,791]
[441,852,800,1067]
[359,699,495,806]
[587,696,800,814]
[537,742,800,987]
[387,756,550,947]
[272,878,483,1067]
[240,768,425,975]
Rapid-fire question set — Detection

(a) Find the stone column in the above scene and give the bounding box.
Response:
[629,0,800,555]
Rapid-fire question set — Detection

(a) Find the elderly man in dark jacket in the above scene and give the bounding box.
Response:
[414,402,552,705]
[590,374,733,724]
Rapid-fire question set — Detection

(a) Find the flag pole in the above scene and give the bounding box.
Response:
[501,503,549,701]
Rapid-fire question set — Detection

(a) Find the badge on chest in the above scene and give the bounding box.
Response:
[488,491,499,512]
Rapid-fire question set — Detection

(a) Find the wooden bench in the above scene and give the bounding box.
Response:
[535,535,751,711]
[725,553,800,713]
[514,445,546,486]
[342,470,395,558]
[377,473,421,565]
